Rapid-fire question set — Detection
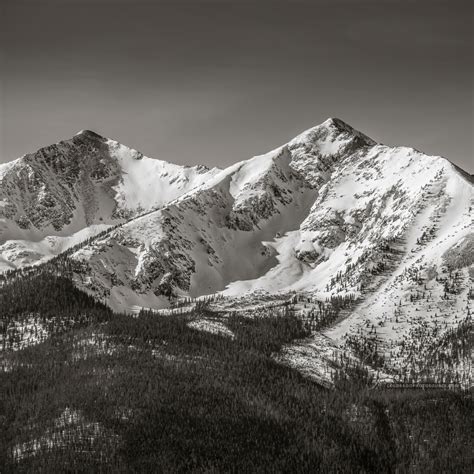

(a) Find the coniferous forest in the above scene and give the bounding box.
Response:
[1,271,473,473]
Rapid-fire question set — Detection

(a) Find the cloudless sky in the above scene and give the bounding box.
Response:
[1,0,472,172]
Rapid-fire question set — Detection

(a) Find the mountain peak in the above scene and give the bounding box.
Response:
[288,117,377,155]
[321,117,351,128]
[320,117,376,143]
[74,129,106,141]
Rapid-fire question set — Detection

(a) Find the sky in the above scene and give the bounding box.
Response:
[1,0,472,172]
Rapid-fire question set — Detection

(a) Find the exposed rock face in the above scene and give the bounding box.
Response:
[1,131,113,231]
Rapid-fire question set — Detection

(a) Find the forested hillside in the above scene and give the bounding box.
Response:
[1,271,472,472]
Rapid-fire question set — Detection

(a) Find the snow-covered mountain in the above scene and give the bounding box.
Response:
[0,130,218,270]
[49,120,469,313]
[63,119,375,309]
[1,118,472,383]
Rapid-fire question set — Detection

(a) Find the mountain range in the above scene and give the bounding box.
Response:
[1,118,472,385]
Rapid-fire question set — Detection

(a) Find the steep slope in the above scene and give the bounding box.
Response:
[0,130,218,270]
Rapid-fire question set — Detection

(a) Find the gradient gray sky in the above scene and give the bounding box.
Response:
[1,0,473,172]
